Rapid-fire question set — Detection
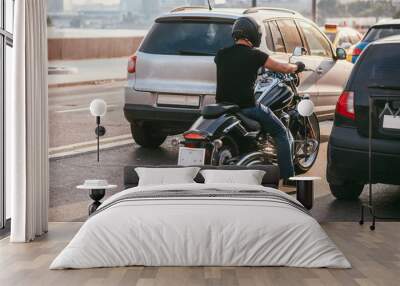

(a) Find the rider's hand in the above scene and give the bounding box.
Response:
[295,62,306,73]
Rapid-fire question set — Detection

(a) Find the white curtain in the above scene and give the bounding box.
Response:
[7,0,49,242]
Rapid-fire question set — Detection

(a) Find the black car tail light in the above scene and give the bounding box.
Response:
[336,91,355,120]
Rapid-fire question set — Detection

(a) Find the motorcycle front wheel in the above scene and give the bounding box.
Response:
[293,113,320,174]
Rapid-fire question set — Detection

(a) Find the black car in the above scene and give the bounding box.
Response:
[327,35,400,200]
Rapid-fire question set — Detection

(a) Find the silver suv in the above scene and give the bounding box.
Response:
[124,6,353,148]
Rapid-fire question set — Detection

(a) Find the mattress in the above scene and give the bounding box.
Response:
[50,183,350,269]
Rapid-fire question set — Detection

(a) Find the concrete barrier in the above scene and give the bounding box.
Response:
[48,36,144,60]
[47,28,148,60]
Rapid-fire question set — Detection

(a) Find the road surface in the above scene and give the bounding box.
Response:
[49,81,130,149]
[48,84,400,224]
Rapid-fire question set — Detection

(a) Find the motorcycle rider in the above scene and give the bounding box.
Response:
[214,16,305,180]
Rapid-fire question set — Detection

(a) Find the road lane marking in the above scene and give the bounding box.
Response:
[49,139,134,159]
[55,104,119,114]
[49,134,134,159]
[50,134,132,152]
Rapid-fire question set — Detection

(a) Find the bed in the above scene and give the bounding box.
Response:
[50,165,350,269]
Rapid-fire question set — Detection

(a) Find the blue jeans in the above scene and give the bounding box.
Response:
[241,105,294,179]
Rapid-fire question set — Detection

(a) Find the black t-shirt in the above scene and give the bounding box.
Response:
[214,44,269,108]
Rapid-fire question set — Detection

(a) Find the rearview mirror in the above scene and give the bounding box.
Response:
[336,47,347,60]
[292,46,307,57]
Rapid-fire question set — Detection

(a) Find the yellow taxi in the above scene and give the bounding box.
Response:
[321,24,363,62]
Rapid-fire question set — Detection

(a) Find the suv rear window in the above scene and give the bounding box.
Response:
[353,44,400,88]
[139,20,234,56]
[364,25,400,42]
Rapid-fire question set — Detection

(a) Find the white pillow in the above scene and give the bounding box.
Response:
[135,167,201,186]
[200,169,266,185]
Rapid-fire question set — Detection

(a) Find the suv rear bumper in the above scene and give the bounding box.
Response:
[327,125,400,185]
[124,104,201,123]
[124,87,211,134]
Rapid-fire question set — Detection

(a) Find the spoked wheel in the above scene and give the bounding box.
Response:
[293,114,320,174]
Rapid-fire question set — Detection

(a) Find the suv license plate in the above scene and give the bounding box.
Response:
[178,147,205,166]
[383,115,400,130]
[157,94,200,107]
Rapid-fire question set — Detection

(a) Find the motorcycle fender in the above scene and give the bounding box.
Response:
[188,114,242,139]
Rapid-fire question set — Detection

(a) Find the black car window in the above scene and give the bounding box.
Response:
[140,21,234,56]
[276,19,303,53]
[363,25,400,42]
[264,22,274,51]
[298,21,333,58]
[353,44,400,88]
[268,21,286,53]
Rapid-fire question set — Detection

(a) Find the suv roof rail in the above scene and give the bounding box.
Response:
[170,6,209,13]
[243,7,298,15]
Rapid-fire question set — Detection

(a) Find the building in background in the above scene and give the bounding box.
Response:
[47,0,400,30]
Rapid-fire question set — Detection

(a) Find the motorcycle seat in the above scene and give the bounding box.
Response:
[236,112,262,132]
[201,104,240,119]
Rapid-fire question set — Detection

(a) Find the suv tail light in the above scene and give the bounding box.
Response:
[127,55,137,74]
[336,91,355,120]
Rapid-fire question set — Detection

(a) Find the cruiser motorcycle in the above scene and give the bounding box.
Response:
[176,48,320,174]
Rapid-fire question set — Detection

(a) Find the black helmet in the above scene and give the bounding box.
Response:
[232,16,262,47]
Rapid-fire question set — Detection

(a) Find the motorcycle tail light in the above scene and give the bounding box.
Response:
[336,91,355,120]
[127,54,137,74]
[184,133,206,140]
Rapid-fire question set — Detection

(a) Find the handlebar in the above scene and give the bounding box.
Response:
[258,70,300,89]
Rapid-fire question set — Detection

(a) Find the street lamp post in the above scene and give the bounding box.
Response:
[312,0,317,23]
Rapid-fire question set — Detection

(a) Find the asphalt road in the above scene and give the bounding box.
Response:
[49,120,400,224]
[49,81,130,148]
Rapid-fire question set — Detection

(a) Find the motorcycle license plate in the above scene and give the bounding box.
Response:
[383,115,400,130]
[178,147,206,166]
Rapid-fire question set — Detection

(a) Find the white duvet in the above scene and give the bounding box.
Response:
[50,183,350,269]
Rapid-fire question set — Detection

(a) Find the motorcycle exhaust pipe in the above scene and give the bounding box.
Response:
[237,152,265,166]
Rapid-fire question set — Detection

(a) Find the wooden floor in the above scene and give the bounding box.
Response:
[1,222,400,286]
